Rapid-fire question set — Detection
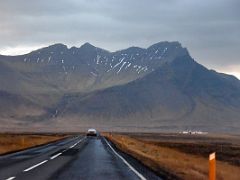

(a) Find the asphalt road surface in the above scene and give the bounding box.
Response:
[0,135,161,180]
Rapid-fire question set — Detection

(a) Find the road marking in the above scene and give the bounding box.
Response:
[104,138,147,180]
[79,138,84,143]
[69,137,85,149]
[50,153,62,160]
[4,137,85,177]
[69,143,77,148]
[62,149,67,153]
[20,137,85,172]
[23,160,48,172]
[5,177,15,180]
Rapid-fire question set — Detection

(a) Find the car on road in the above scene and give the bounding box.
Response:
[87,128,98,136]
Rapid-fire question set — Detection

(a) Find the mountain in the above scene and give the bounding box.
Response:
[0,42,240,133]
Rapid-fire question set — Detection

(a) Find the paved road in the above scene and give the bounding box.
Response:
[0,136,161,180]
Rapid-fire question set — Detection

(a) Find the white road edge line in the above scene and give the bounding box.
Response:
[23,160,48,172]
[104,138,147,180]
[50,153,62,160]
[5,177,15,180]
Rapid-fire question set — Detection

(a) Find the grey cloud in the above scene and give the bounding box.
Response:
[0,0,239,72]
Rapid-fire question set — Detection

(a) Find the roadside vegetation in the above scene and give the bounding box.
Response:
[104,133,240,180]
[0,134,67,155]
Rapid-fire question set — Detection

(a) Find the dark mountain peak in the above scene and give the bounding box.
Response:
[117,46,145,54]
[80,42,96,49]
[78,43,98,54]
[148,41,182,50]
[30,43,68,55]
[79,42,110,55]
[48,43,68,49]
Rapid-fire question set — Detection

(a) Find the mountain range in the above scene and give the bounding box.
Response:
[0,41,240,133]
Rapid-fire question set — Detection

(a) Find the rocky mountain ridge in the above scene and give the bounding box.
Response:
[0,41,240,133]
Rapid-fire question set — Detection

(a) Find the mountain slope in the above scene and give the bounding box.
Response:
[54,54,240,132]
[0,42,239,133]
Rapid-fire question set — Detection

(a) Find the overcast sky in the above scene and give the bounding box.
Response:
[0,0,239,78]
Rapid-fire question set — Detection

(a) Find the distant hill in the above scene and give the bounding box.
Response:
[0,42,240,133]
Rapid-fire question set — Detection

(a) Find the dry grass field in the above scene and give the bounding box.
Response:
[104,133,240,180]
[0,134,67,155]
[128,133,240,166]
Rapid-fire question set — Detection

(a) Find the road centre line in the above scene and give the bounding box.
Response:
[5,177,15,180]
[50,153,62,160]
[9,136,84,178]
[69,143,76,148]
[23,160,48,172]
[69,137,85,149]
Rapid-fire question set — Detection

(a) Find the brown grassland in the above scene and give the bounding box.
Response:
[0,134,67,155]
[104,133,240,180]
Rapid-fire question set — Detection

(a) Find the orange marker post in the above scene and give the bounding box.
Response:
[209,152,216,180]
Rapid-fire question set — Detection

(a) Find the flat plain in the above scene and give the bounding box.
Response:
[0,133,67,155]
[105,132,240,180]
